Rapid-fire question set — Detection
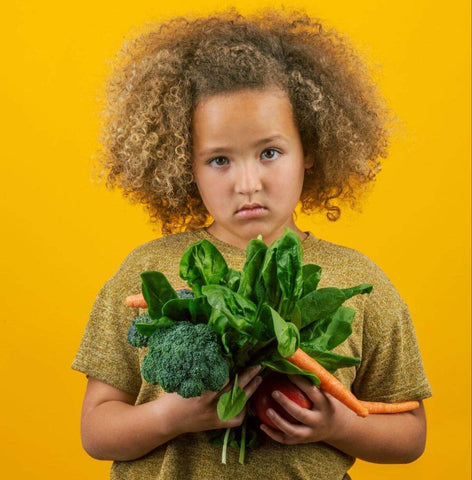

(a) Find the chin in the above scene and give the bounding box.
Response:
[240,224,281,243]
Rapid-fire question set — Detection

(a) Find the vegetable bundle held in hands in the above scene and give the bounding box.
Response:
[124,228,419,462]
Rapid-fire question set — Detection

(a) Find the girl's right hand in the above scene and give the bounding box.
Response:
[157,364,262,436]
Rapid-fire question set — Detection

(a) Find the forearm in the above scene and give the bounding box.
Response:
[81,395,180,461]
[326,403,426,463]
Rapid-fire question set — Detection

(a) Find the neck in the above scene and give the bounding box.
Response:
[206,224,308,249]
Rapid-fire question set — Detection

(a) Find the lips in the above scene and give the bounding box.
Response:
[236,203,264,213]
[235,203,268,219]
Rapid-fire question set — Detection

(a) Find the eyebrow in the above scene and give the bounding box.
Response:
[195,134,288,157]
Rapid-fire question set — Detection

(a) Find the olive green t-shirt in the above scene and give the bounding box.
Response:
[72,229,432,480]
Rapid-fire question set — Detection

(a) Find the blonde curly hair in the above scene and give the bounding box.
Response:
[96,7,390,234]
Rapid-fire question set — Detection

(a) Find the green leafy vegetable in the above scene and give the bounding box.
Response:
[125,227,373,464]
[179,239,228,295]
[141,271,178,320]
[217,374,247,421]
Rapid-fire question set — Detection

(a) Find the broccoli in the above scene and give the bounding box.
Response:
[176,288,195,299]
[127,313,154,348]
[126,289,194,348]
[141,321,229,398]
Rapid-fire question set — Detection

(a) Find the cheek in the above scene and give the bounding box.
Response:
[268,163,305,191]
[194,174,228,214]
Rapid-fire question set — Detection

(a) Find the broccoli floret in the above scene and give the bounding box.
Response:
[127,313,154,348]
[141,321,229,398]
[177,288,195,299]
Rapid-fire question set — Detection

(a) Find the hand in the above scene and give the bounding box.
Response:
[160,364,263,436]
[259,375,352,445]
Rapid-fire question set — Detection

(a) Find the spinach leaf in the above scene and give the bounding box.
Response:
[238,237,267,302]
[302,264,322,297]
[251,302,276,342]
[261,353,320,385]
[217,374,247,421]
[161,298,192,322]
[179,240,228,295]
[224,268,241,292]
[299,345,360,373]
[260,239,282,310]
[208,309,230,335]
[342,284,373,299]
[189,296,212,324]
[290,303,302,330]
[202,285,257,334]
[161,296,211,324]
[135,316,174,336]
[300,306,356,349]
[141,271,178,320]
[264,305,300,358]
[297,284,372,328]
[275,229,304,318]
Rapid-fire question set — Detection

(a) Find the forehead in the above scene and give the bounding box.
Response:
[191,87,299,145]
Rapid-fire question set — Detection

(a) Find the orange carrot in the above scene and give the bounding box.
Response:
[124,293,147,308]
[361,400,420,414]
[287,348,420,417]
[287,348,369,418]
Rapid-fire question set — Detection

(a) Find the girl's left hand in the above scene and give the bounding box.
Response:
[259,375,352,445]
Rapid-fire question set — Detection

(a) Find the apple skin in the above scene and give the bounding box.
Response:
[253,374,313,430]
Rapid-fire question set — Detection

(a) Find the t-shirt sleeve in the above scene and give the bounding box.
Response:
[71,253,143,397]
[351,261,432,403]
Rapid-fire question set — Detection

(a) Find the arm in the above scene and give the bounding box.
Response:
[80,365,262,461]
[260,375,426,464]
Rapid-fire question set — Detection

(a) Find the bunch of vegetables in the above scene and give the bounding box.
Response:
[124,228,419,463]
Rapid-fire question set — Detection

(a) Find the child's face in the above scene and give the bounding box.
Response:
[192,87,313,249]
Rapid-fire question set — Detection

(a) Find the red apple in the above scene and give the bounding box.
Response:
[253,374,313,430]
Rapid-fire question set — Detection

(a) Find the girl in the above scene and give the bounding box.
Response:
[73,8,432,479]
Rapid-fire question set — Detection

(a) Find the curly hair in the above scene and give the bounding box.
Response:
[95,7,391,234]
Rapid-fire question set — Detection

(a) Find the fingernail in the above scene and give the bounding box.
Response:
[272,391,280,400]
[267,408,274,417]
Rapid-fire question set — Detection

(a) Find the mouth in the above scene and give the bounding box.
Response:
[235,204,268,219]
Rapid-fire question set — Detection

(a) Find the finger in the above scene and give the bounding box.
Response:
[288,375,328,405]
[260,423,287,444]
[237,364,262,389]
[243,374,262,400]
[271,390,313,424]
[262,409,310,443]
[216,377,232,396]
[216,365,261,398]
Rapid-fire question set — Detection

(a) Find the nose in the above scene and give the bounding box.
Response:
[234,160,262,195]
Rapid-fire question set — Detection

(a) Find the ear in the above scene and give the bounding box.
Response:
[303,152,314,170]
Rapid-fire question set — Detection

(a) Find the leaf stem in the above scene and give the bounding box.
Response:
[239,419,247,464]
[221,427,231,464]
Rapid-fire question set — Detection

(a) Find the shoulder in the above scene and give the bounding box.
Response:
[124,230,202,265]
[307,235,405,305]
[307,235,387,281]
[110,229,205,291]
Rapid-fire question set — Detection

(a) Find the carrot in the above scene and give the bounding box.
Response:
[361,400,420,414]
[124,293,147,308]
[287,348,420,417]
[287,348,369,418]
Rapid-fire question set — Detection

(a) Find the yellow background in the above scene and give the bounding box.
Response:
[1,0,470,478]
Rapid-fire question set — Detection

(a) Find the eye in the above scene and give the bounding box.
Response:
[209,157,229,167]
[261,148,281,160]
